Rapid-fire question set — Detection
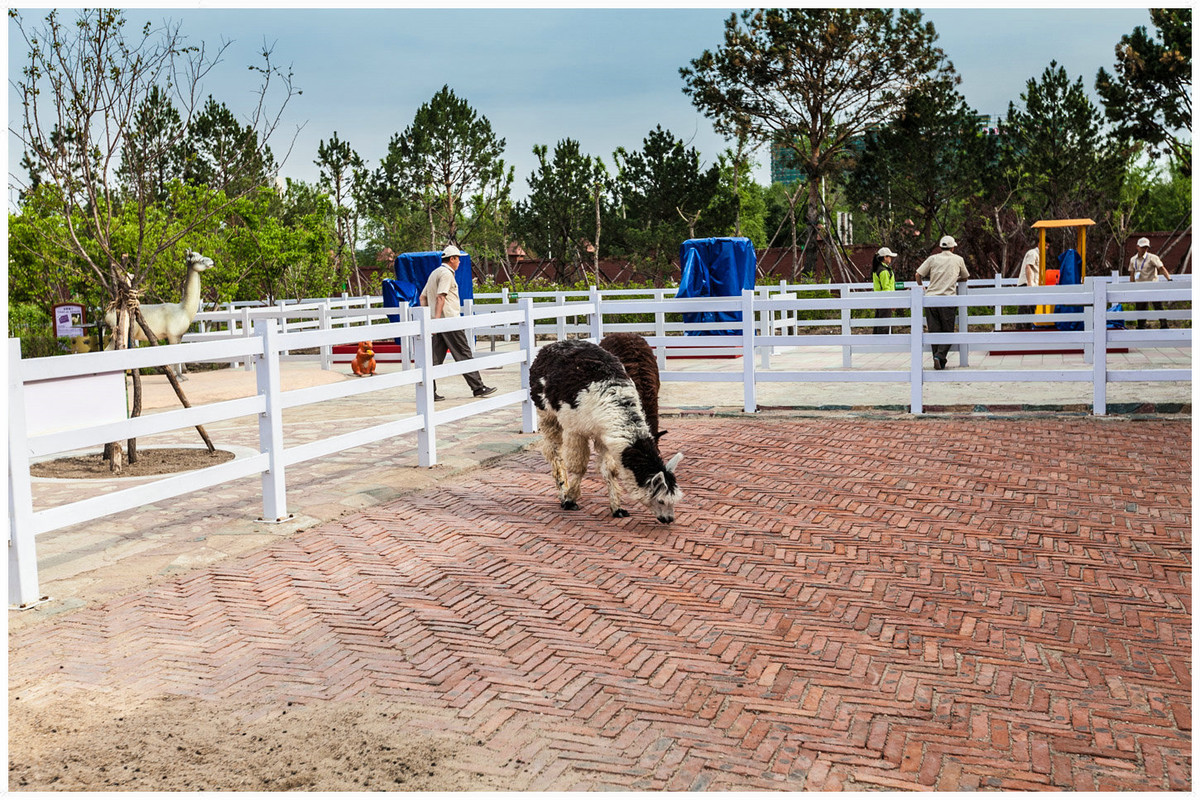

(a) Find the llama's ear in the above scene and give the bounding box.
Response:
[648,472,667,495]
[655,430,668,442]
[665,453,683,472]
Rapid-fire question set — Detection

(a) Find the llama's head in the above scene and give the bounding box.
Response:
[185,250,214,272]
[626,446,683,524]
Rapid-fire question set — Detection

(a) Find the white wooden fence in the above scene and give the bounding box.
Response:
[9,281,1190,606]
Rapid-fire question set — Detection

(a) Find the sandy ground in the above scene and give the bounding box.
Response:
[30,448,235,479]
[9,691,510,791]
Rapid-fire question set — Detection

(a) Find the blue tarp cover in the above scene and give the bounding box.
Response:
[381,251,475,343]
[675,237,757,335]
[1054,248,1084,330]
[392,251,474,307]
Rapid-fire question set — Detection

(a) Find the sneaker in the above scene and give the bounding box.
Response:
[474,386,497,398]
[433,393,445,402]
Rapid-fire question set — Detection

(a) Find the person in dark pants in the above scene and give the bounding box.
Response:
[871,246,898,335]
[1128,236,1173,329]
[914,235,970,370]
[419,245,496,401]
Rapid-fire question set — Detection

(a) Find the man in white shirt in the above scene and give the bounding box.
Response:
[915,235,970,370]
[420,245,496,401]
[1128,237,1173,330]
[1016,246,1039,330]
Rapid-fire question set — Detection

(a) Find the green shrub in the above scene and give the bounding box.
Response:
[9,302,60,358]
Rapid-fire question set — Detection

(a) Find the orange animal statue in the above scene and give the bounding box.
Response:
[351,341,377,376]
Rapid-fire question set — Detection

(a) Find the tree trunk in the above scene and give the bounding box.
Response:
[132,307,216,453]
[128,367,141,463]
[594,188,602,285]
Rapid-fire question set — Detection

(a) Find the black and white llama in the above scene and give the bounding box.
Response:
[529,339,683,523]
[599,332,665,446]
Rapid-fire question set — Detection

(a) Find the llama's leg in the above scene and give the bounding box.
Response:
[598,446,628,517]
[560,432,591,510]
[537,412,567,497]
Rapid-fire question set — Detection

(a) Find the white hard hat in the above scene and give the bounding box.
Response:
[442,245,465,260]
[876,247,898,258]
[1136,237,1150,248]
[939,235,957,249]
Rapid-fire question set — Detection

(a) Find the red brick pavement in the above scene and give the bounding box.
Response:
[9,418,1191,790]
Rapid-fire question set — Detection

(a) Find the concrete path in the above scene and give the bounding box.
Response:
[10,415,1191,790]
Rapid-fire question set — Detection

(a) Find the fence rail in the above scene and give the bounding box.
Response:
[9,280,1190,606]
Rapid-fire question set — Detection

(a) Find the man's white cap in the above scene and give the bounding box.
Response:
[876,247,898,258]
[1136,237,1151,248]
[442,245,465,260]
[939,235,957,249]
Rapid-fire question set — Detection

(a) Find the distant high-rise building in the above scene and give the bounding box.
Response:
[769,142,805,186]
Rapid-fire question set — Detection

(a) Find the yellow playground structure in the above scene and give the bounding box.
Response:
[1031,218,1096,319]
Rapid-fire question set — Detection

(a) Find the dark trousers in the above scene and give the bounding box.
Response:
[1016,305,1034,331]
[1135,301,1170,329]
[873,307,894,335]
[924,306,955,362]
[432,328,486,394]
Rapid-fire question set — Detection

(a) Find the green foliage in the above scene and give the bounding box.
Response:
[373,85,512,247]
[703,145,767,247]
[681,7,955,261]
[609,126,720,283]
[1122,158,1193,233]
[1002,61,1129,223]
[9,303,60,358]
[512,138,608,283]
[1096,8,1192,172]
[184,96,276,196]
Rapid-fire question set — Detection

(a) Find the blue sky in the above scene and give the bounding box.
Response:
[8,6,1156,199]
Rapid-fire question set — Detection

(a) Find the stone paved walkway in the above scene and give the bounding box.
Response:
[10,417,1191,790]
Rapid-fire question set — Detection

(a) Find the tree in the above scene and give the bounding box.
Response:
[315,132,364,293]
[184,96,277,197]
[610,125,719,282]
[1096,8,1192,172]
[1002,62,1129,224]
[704,145,767,248]
[377,85,509,247]
[681,8,954,280]
[10,8,298,470]
[118,85,188,203]
[847,76,998,264]
[513,139,608,283]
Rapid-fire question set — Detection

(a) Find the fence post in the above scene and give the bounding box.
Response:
[519,297,538,434]
[956,283,970,367]
[415,306,437,466]
[655,301,667,371]
[742,289,757,413]
[1082,278,1094,365]
[226,302,238,369]
[276,300,289,359]
[589,285,603,341]
[7,340,42,607]
[910,286,925,414]
[993,273,1003,331]
[556,292,567,341]
[399,304,413,372]
[254,320,289,522]
[319,303,332,370]
[759,285,772,370]
[841,286,853,367]
[241,308,254,371]
[1092,279,1108,416]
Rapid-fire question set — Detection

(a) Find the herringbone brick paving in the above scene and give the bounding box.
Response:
[10,418,1190,790]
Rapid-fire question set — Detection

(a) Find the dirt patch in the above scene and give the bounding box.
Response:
[8,692,508,791]
[30,448,235,480]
